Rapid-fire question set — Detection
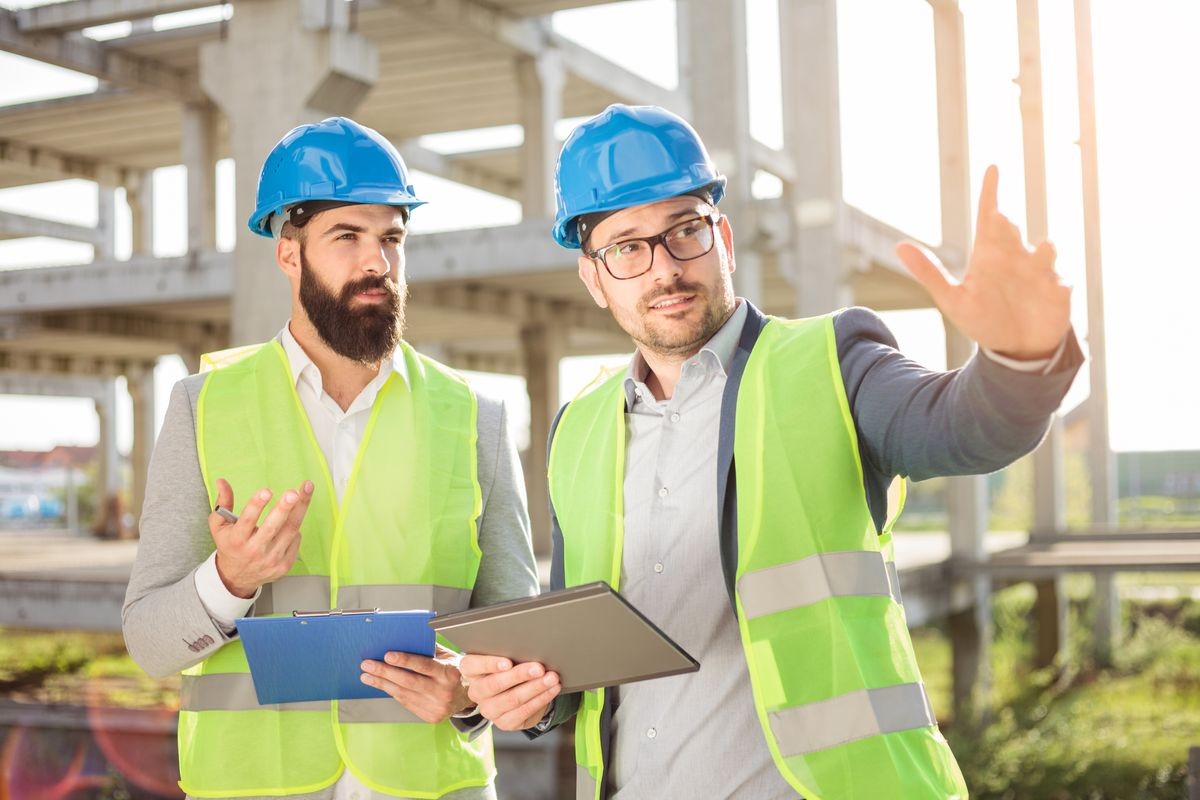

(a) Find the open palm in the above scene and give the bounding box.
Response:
[896,165,1071,360]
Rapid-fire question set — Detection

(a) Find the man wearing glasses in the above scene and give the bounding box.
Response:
[461,104,1081,799]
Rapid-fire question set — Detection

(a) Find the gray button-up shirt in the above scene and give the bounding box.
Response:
[609,301,795,799]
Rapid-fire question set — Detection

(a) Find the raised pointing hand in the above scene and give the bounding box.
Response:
[895,164,1071,360]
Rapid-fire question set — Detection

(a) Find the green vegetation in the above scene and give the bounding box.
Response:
[0,628,126,690]
[913,580,1200,800]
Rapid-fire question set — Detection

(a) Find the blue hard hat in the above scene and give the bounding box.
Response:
[247,116,425,238]
[552,104,726,249]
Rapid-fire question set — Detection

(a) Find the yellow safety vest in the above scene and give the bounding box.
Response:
[181,340,493,798]
[548,315,968,799]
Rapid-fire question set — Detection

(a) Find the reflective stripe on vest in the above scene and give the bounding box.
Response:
[576,765,598,800]
[255,577,472,617]
[549,314,967,800]
[768,683,936,757]
[736,550,902,619]
[254,575,329,616]
[183,340,493,799]
[181,673,328,712]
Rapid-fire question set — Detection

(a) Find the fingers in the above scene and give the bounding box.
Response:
[360,658,459,723]
[382,651,448,679]
[895,241,957,309]
[1032,240,1057,271]
[461,659,561,731]
[491,685,560,732]
[214,478,233,512]
[468,661,548,702]
[251,485,308,548]
[237,487,274,534]
[975,164,999,231]
[459,654,512,682]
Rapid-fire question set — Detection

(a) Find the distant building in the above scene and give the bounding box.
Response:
[0,446,96,526]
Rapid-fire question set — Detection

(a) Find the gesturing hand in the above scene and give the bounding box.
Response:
[458,654,561,731]
[896,164,1072,360]
[207,477,314,598]
[360,644,475,724]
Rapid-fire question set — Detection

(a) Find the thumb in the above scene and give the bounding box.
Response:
[214,477,234,512]
[895,241,957,308]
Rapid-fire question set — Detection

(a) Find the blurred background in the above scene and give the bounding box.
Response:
[0,0,1198,797]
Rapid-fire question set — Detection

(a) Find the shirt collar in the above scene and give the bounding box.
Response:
[278,322,407,394]
[622,299,748,407]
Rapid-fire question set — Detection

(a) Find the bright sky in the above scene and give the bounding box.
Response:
[0,0,1197,455]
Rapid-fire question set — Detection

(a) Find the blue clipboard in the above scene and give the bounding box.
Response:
[235,609,435,705]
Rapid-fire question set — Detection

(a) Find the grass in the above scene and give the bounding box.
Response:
[0,628,176,707]
[911,585,1200,800]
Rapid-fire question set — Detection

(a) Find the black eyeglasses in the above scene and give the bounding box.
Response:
[586,213,721,280]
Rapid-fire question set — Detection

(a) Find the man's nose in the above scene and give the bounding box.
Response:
[648,241,683,283]
[362,244,391,276]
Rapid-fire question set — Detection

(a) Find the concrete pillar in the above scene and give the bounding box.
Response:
[183,99,220,253]
[779,0,850,317]
[95,186,117,260]
[125,171,155,256]
[933,0,992,725]
[1016,0,1070,668]
[1074,0,1119,663]
[65,466,79,535]
[200,0,378,345]
[521,315,565,558]
[93,380,121,537]
[945,322,993,723]
[128,364,157,535]
[678,0,762,304]
[516,49,564,219]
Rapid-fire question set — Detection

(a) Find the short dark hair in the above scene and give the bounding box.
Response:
[279,203,410,243]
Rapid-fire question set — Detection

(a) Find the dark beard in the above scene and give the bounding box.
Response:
[298,247,405,364]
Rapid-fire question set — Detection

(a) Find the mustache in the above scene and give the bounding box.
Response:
[639,280,706,311]
[339,275,400,304]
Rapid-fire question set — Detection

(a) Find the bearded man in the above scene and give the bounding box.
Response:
[123,117,538,800]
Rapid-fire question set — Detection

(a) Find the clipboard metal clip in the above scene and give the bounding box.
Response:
[292,608,381,617]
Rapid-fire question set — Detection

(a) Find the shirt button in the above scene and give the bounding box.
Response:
[658,487,668,498]
[670,412,680,423]
[654,562,664,574]
[647,727,657,739]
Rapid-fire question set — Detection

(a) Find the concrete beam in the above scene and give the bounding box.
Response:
[0,575,126,631]
[404,219,575,280]
[416,282,619,338]
[0,250,231,313]
[752,141,796,184]
[0,371,115,400]
[388,0,688,113]
[0,137,131,186]
[0,7,200,99]
[2,309,229,348]
[841,204,959,277]
[0,209,105,244]
[396,140,521,199]
[0,350,142,377]
[16,0,215,32]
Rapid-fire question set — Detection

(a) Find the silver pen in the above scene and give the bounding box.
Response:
[214,505,239,524]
